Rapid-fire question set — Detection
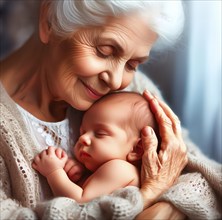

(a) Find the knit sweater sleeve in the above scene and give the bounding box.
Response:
[0,100,39,219]
[160,130,222,219]
[0,156,38,219]
[35,186,143,220]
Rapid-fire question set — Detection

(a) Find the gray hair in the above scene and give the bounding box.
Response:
[46,0,184,50]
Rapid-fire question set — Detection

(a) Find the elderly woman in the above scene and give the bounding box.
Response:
[0,1,221,219]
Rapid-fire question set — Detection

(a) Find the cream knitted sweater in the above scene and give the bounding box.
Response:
[0,72,221,220]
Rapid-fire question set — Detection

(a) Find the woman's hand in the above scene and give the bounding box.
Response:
[140,90,188,208]
[32,146,68,177]
[64,158,85,183]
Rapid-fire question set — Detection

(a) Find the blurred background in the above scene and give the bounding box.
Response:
[0,1,221,163]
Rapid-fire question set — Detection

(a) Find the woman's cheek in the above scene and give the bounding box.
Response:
[72,54,105,77]
[119,72,135,90]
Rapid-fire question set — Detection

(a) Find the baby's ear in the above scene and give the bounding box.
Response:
[127,139,144,162]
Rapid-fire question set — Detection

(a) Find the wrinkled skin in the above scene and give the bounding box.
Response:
[139,91,188,209]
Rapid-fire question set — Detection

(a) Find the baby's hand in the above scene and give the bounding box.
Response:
[32,146,68,177]
[64,158,85,182]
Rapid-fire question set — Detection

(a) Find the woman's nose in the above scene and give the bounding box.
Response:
[79,134,91,146]
[99,65,125,90]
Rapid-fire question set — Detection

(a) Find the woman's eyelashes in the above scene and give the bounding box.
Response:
[126,60,139,71]
[96,45,139,72]
[96,45,115,58]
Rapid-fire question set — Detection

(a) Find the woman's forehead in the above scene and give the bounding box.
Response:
[74,13,157,57]
[102,13,157,47]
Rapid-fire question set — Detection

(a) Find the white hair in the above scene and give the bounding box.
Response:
[46,0,184,50]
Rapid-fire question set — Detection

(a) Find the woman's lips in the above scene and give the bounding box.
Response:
[82,81,104,100]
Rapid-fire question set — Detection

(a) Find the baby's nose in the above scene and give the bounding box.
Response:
[79,134,91,146]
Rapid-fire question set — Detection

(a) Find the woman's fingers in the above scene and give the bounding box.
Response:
[144,90,179,127]
[140,89,188,200]
[154,96,182,135]
[141,126,162,182]
[143,90,155,102]
[143,90,186,152]
[150,98,173,130]
[144,90,181,133]
[153,96,187,153]
[143,91,175,135]
[141,126,158,153]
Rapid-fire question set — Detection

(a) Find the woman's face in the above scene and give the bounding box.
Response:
[44,13,157,110]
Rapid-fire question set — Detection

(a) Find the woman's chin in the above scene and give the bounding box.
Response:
[71,100,94,111]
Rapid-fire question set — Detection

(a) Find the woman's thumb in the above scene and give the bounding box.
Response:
[141,126,158,152]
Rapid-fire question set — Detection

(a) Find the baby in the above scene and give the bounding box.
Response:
[32,91,158,203]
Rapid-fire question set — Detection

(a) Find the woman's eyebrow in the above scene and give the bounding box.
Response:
[99,38,149,61]
[99,37,124,53]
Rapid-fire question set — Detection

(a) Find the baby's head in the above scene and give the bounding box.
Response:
[75,91,158,171]
[92,91,157,136]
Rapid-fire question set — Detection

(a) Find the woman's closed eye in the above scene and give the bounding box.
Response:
[126,60,140,72]
[96,45,115,58]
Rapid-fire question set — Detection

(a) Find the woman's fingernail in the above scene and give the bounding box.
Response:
[162,151,168,162]
[153,98,158,104]
[142,127,153,136]
[144,90,153,97]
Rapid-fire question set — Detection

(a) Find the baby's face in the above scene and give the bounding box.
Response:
[74,99,137,171]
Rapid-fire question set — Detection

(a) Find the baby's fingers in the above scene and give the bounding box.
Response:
[55,147,64,159]
[32,155,41,170]
[32,162,38,170]
[47,146,56,156]
[60,150,68,163]
[33,154,41,164]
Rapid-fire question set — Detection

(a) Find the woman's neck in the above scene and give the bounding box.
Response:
[0,34,69,122]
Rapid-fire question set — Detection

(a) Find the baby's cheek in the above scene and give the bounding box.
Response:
[73,145,79,158]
